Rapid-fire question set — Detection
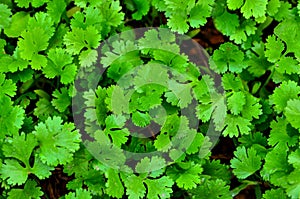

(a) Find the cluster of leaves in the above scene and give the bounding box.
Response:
[0,0,300,198]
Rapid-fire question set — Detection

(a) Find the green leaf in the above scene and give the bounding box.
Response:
[274,17,300,59]
[276,56,300,75]
[214,11,239,36]
[0,95,25,138]
[188,2,212,28]
[268,117,298,147]
[0,73,17,97]
[241,0,268,19]
[44,48,77,84]
[167,163,203,190]
[286,170,300,199]
[2,133,37,164]
[261,144,290,186]
[65,189,92,199]
[269,80,300,113]
[221,115,251,137]
[26,12,55,40]
[47,0,66,24]
[202,160,231,184]
[33,98,58,120]
[123,174,146,199]
[0,3,11,31]
[18,27,49,70]
[227,0,243,10]
[190,179,232,199]
[154,132,172,152]
[125,0,150,20]
[51,87,71,112]
[14,0,49,8]
[104,115,130,147]
[64,26,101,55]
[165,80,193,108]
[8,180,43,199]
[266,0,280,16]
[4,12,29,37]
[135,156,166,173]
[132,111,151,127]
[105,169,124,198]
[211,42,246,73]
[227,91,246,115]
[0,133,53,185]
[78,49,98,67]
[33,116,81,166]
[262,189,288,199]
[186,133,205,155]
[288,149,300,169]
[231,146,262,179]
[265,35,284,63]
[241,93,262,120]
[285,99,300,130]
[145,176,174,199]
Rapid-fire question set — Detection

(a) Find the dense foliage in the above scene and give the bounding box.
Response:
[0,0,300,198]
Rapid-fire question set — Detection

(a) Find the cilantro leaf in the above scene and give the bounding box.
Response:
[262,189,288,199]
[18,27,49,70]
[0,95,25,138]
[103,115,130,147]
[231,146,262,179]
[8,180,43,199]
[268,117,298,147]
[221,115,251,137]
[265,35,284,63]
[125,0,150,20]
[33,116,81,166]
[145,176,174,199]
[65,189,92,199]
[284,99,300,130]
[260,144,290,186]
[47,0,66,24]
[123,174,173,199]
[26,13,54,39]
[167,162,203,190]
[0,133,53,185]
[274,17,300,59]
[211,42,247,73]
[4,12,30,37]
[64,26,101,55]
[0,73,17,97]
[44,48,77,84]
[227,91,246,115]
[227,0,243,10]
[188,2,213,28]
[241,0,268,19]
[2,133,37,165]
[269,80,300,113]
[241,93,262,120]
[214,11,239,36]
[33,98,58,121]
[51,87,71,112]
[266,0,281,16]
[276,56,300,75]
[105,169,124,198]
[190,179,232,199]
[286,170,300,199]
[0,4,11,31]
[135,156,166,173]
[14,0,48,8]
[165,81,193,108]
[132,111,151,127]
[123,174,146,199]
